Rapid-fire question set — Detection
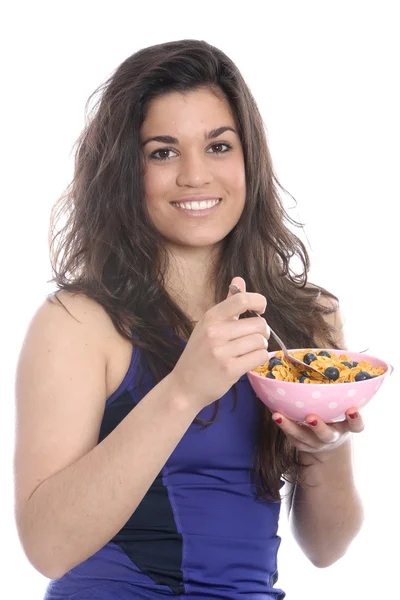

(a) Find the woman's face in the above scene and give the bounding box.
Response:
[141,87,246,250]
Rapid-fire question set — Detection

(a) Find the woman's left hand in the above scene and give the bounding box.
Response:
[271,408,365,454]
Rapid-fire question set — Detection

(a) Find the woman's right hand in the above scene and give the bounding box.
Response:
[170,277,270,411]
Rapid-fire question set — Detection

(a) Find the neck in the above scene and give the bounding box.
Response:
[164,243,222,322]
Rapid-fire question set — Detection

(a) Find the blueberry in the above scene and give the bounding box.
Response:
[301,371,309,377]
[355,371,371,381]
[324,366,340,380]
[299,376,307,383]
[352,361,359,367]
[318,351,331,358]
[341,361,353,368]
[269,357,283,369]
[266,371,275,379]
[303,352,318,365]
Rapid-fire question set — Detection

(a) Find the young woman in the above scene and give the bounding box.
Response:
[14,39,364,599]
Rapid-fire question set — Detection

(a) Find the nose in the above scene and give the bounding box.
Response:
[176,153,214,188]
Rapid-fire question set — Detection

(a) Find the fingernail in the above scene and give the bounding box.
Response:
[273,417,283,425]
[349,412,359,420]
[308,420,318,427]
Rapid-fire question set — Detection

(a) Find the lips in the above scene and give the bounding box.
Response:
[172,198,221,210]
[171,195,222,205]
[170,196,222,216]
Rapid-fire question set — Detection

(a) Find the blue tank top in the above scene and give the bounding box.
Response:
[44,339,286,599]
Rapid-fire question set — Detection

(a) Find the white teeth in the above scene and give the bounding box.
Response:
[173,199,220,210]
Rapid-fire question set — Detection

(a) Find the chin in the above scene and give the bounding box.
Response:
[171,233,227,249]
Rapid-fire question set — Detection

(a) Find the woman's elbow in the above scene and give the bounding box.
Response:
[17,520,70,581]
[20,540,69,580]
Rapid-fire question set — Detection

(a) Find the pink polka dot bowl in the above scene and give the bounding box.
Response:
[246,349,393,423]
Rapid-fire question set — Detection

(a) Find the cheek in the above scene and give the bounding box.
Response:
[222,159,246,197]
[143,165,174,202]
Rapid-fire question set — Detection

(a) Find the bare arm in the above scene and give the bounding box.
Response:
[14,285,269,579]
[14,293,198,579]
[288,438,364,567]
[285,296,364,567]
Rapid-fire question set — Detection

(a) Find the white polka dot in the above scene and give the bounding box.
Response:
[311,391,322,399]
[358,397,367,406]
[269,397,276,403]
[329,402,338,409]
[277,388,286,397]
[348,389,357,397]
[295,401,304,408]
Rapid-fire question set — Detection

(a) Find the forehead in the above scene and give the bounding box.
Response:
[141,88,236,137]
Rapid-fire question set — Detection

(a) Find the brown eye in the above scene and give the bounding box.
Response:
[207,143,232,154]
[150,148,177,161]
[156,150,170,160]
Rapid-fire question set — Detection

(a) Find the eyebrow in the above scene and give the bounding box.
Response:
[142,126,237,147]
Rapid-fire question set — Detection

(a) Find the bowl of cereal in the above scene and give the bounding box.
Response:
[246,349,393,423]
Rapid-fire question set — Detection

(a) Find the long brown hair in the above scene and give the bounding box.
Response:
[48,39,339,501]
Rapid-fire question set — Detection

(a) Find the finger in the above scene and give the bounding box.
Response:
[212,290,267,321]
[226,332,269,357]
[227,282,268,321]
[271,413,321,448]
[304,414,347,444]
[226,277,246,320]
[226,276,246,299]
[235,347,271,376]
[207,316,270,343]
[345,408,365,433]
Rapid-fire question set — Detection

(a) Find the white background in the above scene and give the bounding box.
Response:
[2,1,399,598]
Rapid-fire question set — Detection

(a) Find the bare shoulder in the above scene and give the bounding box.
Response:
[43,289,115,345]
[16,290,112,397]
[48,291,134,395]
[30,290,132,371]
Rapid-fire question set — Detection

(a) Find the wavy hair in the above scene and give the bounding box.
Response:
[48,39,339,501]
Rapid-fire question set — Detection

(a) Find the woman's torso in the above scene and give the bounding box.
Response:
[44,320,286,599]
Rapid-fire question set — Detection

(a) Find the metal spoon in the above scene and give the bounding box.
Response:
[228,283,329,380]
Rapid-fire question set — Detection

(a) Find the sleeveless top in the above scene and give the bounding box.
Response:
[44,337,286,600]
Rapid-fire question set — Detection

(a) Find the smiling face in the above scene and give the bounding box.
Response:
[141,87,246,251]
